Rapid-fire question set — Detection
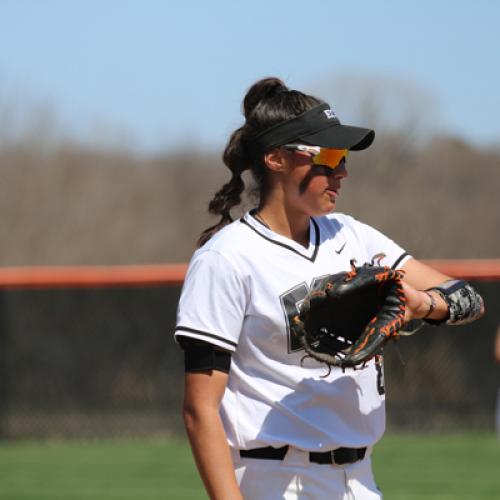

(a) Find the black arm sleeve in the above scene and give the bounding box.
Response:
[177,336,232,373]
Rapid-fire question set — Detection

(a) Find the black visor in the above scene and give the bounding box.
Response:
[249,103,374,155]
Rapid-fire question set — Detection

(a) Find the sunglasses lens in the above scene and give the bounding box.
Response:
[283,144,348,170]
[313,148,348,169]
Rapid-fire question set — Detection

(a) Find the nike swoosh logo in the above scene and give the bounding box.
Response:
[335,242,346,254]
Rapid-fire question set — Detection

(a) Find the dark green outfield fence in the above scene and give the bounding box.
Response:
[0,285,184,439]
[0,269,499,439]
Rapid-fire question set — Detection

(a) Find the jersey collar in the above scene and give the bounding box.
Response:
[240,210,320,262]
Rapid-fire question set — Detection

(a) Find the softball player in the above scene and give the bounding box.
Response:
[175,77,484,499]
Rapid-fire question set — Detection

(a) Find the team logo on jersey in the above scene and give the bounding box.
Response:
[280,275,332,353]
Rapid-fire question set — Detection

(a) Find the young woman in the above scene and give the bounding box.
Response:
[174,77,484,499]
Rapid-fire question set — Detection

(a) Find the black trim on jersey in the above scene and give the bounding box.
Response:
[175,326,238,348]
[240,216,320,262]
[392,252,409,270]
[251,210,271,230]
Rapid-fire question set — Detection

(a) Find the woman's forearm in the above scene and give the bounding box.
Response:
[183,404,243,500]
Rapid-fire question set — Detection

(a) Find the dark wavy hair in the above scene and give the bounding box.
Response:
[197,77,323,246]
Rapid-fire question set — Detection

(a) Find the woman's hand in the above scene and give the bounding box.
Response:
[401,281,429,322]
[401,258,451,323]
[401,281,448,323]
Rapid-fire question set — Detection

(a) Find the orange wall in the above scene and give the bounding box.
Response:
[0,260,499,289]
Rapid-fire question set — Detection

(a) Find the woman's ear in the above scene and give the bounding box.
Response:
[263,148,285,172]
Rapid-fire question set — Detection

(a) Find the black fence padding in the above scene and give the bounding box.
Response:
[0,281,498,438]
[0,286,184,439]
[384,280,500,431]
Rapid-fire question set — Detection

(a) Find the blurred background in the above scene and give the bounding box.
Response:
[0,1,499,498]
[0,1,498,264]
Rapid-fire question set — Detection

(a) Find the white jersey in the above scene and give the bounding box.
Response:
[175,211,411,452]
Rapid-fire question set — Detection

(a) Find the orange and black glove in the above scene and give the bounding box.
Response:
[292,260,406,370]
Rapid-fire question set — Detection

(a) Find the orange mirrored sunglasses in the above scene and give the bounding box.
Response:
[283,144,348,170]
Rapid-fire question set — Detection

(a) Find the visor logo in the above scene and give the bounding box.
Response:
[323,109,337,120]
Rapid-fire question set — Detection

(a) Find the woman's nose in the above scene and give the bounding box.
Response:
[333,161,348,179]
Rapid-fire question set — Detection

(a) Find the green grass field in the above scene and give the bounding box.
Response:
[0,433,499,499]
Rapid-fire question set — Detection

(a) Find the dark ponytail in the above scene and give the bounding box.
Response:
[197,128,247,247]
[198,77,322,246]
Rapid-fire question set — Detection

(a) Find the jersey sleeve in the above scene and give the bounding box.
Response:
[174,249,247,352]
[350,217,412,270]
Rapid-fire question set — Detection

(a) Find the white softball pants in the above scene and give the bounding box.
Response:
[232,446,382,500]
